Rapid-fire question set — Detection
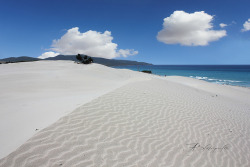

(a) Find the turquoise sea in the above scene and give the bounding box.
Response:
[114,65,250,87]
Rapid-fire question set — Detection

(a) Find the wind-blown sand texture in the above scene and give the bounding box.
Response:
[1,61,250,166]
[0,61,150,158]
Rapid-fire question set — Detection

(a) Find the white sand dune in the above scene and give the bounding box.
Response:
[0,61,150,159]
[0,61,250,166]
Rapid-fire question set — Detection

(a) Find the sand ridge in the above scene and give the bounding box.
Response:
[0,61,151,158]
[1,78,250,167]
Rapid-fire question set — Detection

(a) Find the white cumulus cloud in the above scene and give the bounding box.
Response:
[38,51,60,59]
[157,11,227,46]
[242,19,250,32]
[219,23,227,28]
[118,49,138,57]
[39,27,138,59]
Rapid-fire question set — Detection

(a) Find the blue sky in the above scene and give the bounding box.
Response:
[0,0,250,64]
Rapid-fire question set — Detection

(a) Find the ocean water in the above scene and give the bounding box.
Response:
[114,65,250,87]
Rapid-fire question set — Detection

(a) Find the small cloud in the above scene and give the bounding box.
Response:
[38,51,60,59]
[117,49,138,57]
[39,27,138,59]
[241,19,250,32]
[219,23,227,28]
[232,21,237,24]
[157,11,227,46]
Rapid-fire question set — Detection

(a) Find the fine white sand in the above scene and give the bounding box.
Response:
[0,61,150,159]
[0,61,250,166]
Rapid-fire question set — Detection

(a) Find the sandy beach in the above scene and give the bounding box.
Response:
[0,61,250,167]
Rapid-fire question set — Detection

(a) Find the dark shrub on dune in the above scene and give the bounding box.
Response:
[141,70,152,74]
[76,54,93,64]
[76,54,83,61]
[87,57,93,63]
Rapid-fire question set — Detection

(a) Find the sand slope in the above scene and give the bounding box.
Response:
[0,61,150,159]
[1,76,250,167]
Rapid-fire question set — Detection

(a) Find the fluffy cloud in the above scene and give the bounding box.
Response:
[39,27,138,59]
[118,49,138,57]
[157,11,227,46]
[219,23,227,28]
[39,51,60,59]
[242,19,250,32]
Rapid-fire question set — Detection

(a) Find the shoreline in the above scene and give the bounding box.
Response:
[113,65,250,88]
[157,74,250,90]
[148,73,250,89]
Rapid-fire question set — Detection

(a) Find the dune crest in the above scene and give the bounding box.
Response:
[0,61,150,158]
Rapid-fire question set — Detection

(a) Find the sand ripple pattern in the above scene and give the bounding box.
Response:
[1,79,250,167]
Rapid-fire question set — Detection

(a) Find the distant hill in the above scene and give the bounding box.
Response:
[44,55,152,66]
[0,56,40,63]
[0,55,152,66]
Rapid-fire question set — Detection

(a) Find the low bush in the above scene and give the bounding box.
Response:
[141,70,152,74]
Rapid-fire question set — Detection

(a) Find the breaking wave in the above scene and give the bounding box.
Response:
[189,76,243,86]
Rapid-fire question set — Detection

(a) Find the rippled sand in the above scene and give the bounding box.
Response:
[1,61,250,166]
